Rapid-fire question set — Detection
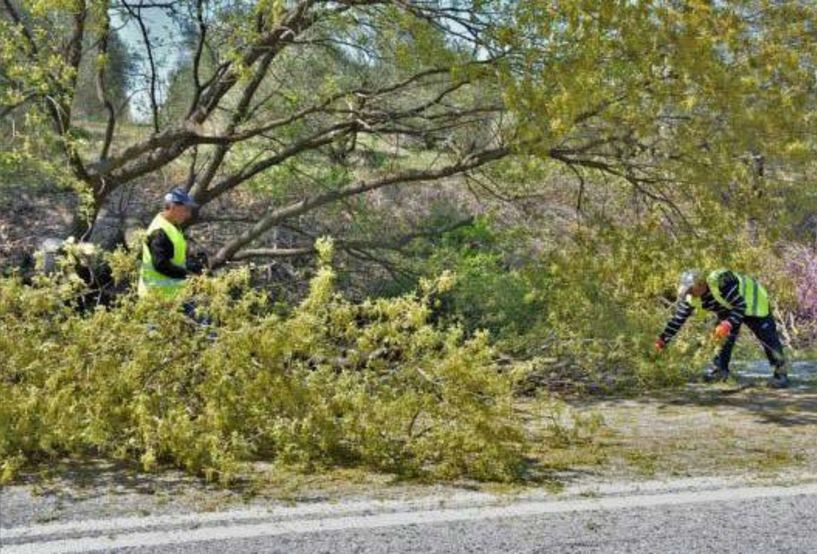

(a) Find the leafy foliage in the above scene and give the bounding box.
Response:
[498,1,817,241]
[393,216,548,348]
[5,3,817,488]
[6,1,817,268]
[539,215,796,389]
[0,240,530,484]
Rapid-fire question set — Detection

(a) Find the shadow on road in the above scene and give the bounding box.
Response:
[659,359,817,427]
[571,359,817,428]
[10,458,243,503]
[661,385,817,427]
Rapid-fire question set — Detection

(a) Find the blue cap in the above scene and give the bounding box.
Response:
[164,187,198,207]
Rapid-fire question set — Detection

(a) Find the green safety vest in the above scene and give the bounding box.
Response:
[688,269,770,318]
[138,213,187,299]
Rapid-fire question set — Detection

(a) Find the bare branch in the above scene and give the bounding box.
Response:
[0,93,36,118]
[109,133,196,185]
[189,49,278,198]
[88,127,193,177]
[186,145,199,190]
[210,145,510,266]
[190,0,323,124]
[95,11,117,161]
[202,122,357,202]
[232,247,315,260]
[548,148,693,230]
[121,0,160,133]
[49,2,92,184]
[186,0,207,119]
[88,60,487,201]
[284,216,476,253]
[567,163,586,214]
[210,66,458,147]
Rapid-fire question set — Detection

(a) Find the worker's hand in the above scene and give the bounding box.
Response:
[713,320,733,340]
[186,252,209,275]
[186,258,204,275]
[654,338,666,352]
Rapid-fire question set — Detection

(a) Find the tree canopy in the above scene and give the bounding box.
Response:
[2,1,816,264]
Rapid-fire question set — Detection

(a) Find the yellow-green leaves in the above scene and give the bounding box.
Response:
[498,0,817,209]
[255,0,286,28]
[0,250,535,484]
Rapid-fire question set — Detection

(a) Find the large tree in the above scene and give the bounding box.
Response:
[2,0,816,266]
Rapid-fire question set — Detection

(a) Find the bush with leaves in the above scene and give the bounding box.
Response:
[0,239,534,484]
[538,215,797,389]
[781,243,817,346]
[391,216,548,352]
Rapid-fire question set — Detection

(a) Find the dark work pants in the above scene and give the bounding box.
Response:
[713,314,786,372]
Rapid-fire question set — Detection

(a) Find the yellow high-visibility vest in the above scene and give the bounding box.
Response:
[138,213,187,298]
[688,269,769,317]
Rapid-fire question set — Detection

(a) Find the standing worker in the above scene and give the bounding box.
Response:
[138,187,204,300]
[655,269,789,388]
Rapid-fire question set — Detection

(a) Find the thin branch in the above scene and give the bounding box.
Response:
[210,145,510,266]
[0,93,36,118]
[548,148,694,231]
[190,0,323,124]
[190,49,278,198]
[95,11,117,161]
[86,63,478,192]
[232,247,315,260]
[282,216,476,253]
[202,122,357,202]
[186,145,199,190]
[219,67,457,145]
[567,164,586,214]
[122,0,160,133]
[47,2,92,185]
[186,0,207,119]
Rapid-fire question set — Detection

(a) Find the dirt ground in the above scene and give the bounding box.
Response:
[535,381,817,486]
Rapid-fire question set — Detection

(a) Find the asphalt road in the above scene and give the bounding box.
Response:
[3,482,817,553]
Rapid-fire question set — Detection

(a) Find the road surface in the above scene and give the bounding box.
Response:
[3,480,817,553]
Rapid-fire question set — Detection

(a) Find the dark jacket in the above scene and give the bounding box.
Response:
[660,271,748,343]
[147,229,202,279]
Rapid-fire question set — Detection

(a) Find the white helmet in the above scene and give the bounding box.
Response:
[677,269,703,300]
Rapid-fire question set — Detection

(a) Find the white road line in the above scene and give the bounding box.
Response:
[6,473,785,541]
[0,492,496,541]
[5,473,809,542]
[4,483,817,554]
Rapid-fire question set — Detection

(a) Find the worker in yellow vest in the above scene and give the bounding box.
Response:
[138,187,203,300]
[655,269,789,388]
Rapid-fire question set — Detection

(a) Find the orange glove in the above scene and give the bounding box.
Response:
[655,338,666,352]
[714,321,733,340]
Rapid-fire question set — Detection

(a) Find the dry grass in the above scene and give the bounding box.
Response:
[555,384,817,481]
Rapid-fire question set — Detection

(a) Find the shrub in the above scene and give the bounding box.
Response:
[0,239,530,483]
[782,243,817,344]
[394,216,549,351]
[537,218,796,389]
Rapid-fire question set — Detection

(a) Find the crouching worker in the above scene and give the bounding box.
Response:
[138,187,206,321]
[655,269,789,388]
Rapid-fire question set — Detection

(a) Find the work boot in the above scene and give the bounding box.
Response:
[767,371,790,389]
[703,365,730,383]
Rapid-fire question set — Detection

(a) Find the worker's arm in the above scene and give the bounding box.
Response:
[719,273,746,329]
[659,299,694,344]
[147,229,188,279]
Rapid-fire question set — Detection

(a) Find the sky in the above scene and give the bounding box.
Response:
[113,6,187,122]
